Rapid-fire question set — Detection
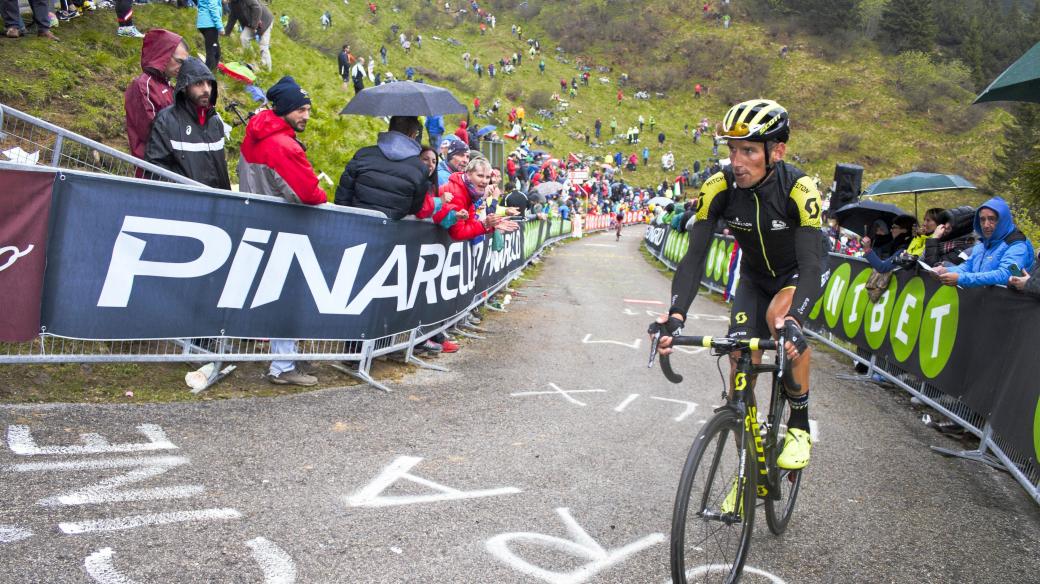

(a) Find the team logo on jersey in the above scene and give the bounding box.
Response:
[772,219,788,230]
[727,216,753,231]
[735,311,748,324]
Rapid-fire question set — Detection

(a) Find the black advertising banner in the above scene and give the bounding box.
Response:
[802,255,1037,466]
[644,226,1040,467]
[40,172,526,341]
[0,168,55,341]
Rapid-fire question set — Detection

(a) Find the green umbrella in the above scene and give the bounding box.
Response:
[863,172,976,217]
[974,41,1040,104]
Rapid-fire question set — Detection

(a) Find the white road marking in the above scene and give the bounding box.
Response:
[621,308,640,316]
[9,455,202,507]
[85,548,139,584]
[486,507,665,584]
[809,419,820,443]
[0,525,32,544]
[60,508,241,534]
[622,299,664,305]
[6,424,176,456]
[344,456,520,508]
[581,334,642,349]
[649,397,698,422]
[671,345,708,355]
[613,394,640,412]
[580,244,615,248]
[669,565,788,583]
[246,537,298,584]
[85,539,296,584]
[512,383,607,407]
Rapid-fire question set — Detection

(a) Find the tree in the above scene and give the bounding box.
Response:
[879,0,938,54]
[990,104,1040,194]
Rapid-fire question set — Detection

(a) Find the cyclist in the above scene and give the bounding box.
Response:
[615,211,624,240]
[652,99,826,471]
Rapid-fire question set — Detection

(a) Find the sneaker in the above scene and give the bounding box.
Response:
[420,340,443,353]
[776,428,812,470]
[56,10,79,21]
[440,339,459,353]
[37,29,60,41]
[720,477,744,516]
[117,25,145,38]
[467,314,482,325]
[267,369,317,386]
[5,27,20,38]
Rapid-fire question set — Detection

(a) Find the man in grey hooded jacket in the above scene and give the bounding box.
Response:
[335,116,430,219]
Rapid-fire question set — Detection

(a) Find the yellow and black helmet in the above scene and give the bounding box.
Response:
[719,99,790,143]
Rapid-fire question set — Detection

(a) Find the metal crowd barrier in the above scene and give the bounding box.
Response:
[0,103,578,393]
[642,231,1040,505]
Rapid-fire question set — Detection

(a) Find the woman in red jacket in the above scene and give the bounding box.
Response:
[439,158,518,241]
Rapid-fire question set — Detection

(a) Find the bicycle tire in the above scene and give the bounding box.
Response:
[670,409,757,584]
[764,387,803,535]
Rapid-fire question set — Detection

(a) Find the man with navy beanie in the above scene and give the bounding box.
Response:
[238,76,328,386]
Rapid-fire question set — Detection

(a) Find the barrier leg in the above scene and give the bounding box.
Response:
[453,324,485,340]
[403,330,449,372]
[931,423,1005,471]
[332,341,391,393]
[835,353,886,385]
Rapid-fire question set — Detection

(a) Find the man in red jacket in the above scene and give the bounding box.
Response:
[124,29,189,161]
[237,75,327,386]
[454,120,470,145]
[238,75,327,205]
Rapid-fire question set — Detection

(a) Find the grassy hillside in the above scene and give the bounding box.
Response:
[0,1,1012,217]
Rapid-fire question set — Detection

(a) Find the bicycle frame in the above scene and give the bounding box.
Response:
[730,353,783,501]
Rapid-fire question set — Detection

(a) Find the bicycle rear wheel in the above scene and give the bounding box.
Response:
[764,388,803,535]
[670,409,757,584]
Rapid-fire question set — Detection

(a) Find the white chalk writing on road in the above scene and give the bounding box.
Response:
[345,456,520,508]
[486,507,665,584]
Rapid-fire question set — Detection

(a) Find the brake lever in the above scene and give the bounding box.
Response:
[647,331,661,369]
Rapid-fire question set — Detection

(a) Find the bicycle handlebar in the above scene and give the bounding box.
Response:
[651,333,800,392]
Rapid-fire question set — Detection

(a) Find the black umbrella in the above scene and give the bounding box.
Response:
[832,200,909,236]
[340,81,467,116]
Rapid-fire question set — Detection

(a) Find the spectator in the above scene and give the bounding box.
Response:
[617,89,623,106]
[350,57,367,94]
[642,146,649,166]
[125,29,188,160]
[610,116,617,136]
[922,206,976,266]
[335,116,429,219]
[437,139,470,185]
[694,83,702,97]
[1009,251,1040,299]
[933,197,1035,288]
[406,65,415,81]
[367,56,375,82]
[658,131,666,145]
[338,45,353,89]
[440,158,519,242]
[861,215,916,273]
[225,0,273,71]
[649,115,656,132]
[538,58,545,74]
[425,115,445,149]
[145,57,230,189]
[197,0,223,71]
[238,75,327,205]
[380,44,388,66]
[3,0,57,40]
[454,120,470,144]
[594,118,602,139]
[238,76,326,386]
[116,0,144,38]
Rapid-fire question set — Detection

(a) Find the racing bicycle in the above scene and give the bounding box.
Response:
[649,331,804,583]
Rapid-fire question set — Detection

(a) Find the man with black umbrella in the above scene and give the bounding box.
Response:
[335,116,429,219]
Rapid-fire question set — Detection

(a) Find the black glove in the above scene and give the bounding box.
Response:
[648,316,684,338]
[783,319,808,355]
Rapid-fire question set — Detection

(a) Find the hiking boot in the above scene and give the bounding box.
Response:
[440,339,460,353]
[117,25,145,38]
[720,477,744,516]
[5,27,20,38]
[38,29,60,41]
[267,369,317,386]
[776,428,812,470]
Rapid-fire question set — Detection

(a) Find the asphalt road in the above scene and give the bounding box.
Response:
[1,227,1037,584]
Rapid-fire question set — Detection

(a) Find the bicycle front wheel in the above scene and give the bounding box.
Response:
[764,391,803,535]
[670,409,757,584]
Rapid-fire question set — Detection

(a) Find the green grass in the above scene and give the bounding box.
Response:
[0,1,1011,208]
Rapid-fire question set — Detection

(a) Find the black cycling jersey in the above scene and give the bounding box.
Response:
[669,160,825,323]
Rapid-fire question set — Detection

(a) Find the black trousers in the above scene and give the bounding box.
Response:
[116,0,133,25]
[200,27,221,71]
[2,0,49,31]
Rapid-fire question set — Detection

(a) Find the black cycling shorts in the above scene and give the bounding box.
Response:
[728,271,801,341]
